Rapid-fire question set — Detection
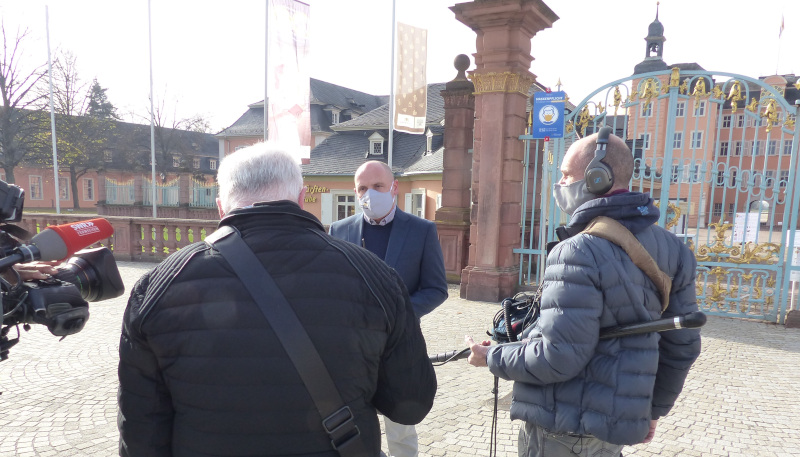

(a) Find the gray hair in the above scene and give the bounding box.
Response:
[216,142,304,214]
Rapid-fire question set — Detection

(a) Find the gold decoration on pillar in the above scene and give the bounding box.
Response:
[727,81,744,113]
[470,71,536,95]
[653,201,682,231]
[626,88,638,104]
[694,221,780,264]
[711,84,725,100]
[795,79,800,90]
[639,78,660,110]
[678,78,689,95]
[668,67,681,89]
[596,102,604,114]
[761,98,780,133]
[576,106,592,137]
[692,77,708,103]
[613,86,622,115]
[745,97,759,113]
[566,120,575,135]
[525,109,533,135]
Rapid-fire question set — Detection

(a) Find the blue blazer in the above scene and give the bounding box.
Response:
[329,209,448,317]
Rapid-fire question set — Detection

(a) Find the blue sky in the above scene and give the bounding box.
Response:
[1,0,797,132]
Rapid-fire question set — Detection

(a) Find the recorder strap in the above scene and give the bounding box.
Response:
[206,225,366,457]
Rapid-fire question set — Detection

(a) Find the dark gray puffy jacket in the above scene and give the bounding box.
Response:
[487,192,701,445]
[118,201,436,457]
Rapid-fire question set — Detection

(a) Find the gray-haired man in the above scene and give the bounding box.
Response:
[118,142,437,457]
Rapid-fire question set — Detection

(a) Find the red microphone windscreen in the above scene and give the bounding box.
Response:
[36,218,115,260]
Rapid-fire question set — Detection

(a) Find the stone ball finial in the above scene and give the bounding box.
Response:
[454,54,470,76]
[445,54,474,92]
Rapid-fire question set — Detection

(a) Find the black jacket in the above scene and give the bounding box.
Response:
[118,201,437,457]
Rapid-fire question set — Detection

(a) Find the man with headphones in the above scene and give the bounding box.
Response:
[467,128,701,456]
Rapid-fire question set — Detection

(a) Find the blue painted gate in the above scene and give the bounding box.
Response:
[517,68,800,323]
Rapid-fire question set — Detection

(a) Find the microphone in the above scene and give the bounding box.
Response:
[430,312,707,363]
[0,218,114,271]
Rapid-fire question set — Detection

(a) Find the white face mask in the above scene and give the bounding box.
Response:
[552,179,595,216]
[359,188,395,220]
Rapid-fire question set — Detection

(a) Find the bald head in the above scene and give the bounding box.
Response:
[354,160,399,221]
[560,132,633,191]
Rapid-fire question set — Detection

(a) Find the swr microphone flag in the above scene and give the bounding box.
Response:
[394,23,427,135]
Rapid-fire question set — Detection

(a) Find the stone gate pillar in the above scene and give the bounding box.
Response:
[435,55,475,283]
[451,0,558,302]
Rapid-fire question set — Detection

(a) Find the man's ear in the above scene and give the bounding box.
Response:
[297,187,307,209]
[216,198,225,219]
[391,179,399,197]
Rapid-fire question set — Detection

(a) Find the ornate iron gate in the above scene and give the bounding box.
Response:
[517,68,800,323]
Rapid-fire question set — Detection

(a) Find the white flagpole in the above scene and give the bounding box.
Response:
[776,14,784,75]
[265,0,269,142]
[388,0,396,169]
[148,0,157,218]
[45,6,60,214]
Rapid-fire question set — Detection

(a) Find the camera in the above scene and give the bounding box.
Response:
[0,179,125,361]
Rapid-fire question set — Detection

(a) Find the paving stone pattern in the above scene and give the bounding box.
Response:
[0,263,798,456]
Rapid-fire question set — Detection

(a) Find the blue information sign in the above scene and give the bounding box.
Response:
[531,91,565,139]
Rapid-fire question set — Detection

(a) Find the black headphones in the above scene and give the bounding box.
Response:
[585,126,615,195]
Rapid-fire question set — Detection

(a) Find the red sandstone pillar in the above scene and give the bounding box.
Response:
[435,55,475,283]
[451,0,558,302]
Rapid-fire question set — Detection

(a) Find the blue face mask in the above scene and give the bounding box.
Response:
[552,179,595,216]
[359,188,395,220]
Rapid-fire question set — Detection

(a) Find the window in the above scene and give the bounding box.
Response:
[693,101,706,117]
[369,132,385,156]
[765,170,775,187]
[673,132,683,149]
[780,170,789,188]
[719,142,729,156]
[729,170,737,187]
[639,133,651,150]
[671,165,680,183]
[59,178,70,201]
[752,140,763,156]
[675,102,685,117]
[210,159,217,170]
[691,131,703,149]
[744,140,752,156]
[734,141,742,156]
[768,140,778,156]
[29,176,43,200]
[785,139,794,155]
[736,115,745,128]
[722,115,731,128]
[82,178,94,201]
[173,156,180,167]
[336,194,356,221]
[426,129,433,154]
[747,116,758,128]
[641,103,652,117]
[716,170,726,185]
[193,157,200,169]
[410,189,426,218]
[712,203,723,218]
[691,164,700,182]
[728,203,735,217]
[104,150,113,162]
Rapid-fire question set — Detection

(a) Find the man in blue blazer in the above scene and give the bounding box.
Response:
[330,160,447,457]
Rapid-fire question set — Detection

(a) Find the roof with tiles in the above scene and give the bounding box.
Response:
[331,83,447,130]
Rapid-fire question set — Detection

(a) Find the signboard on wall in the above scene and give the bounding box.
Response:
[531,91,565,139]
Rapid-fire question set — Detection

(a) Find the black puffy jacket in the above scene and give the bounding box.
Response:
[118,201,437,457]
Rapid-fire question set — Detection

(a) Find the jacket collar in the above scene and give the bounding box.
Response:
[219,200,325,232]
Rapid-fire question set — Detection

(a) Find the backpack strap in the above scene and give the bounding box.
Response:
[581,216,671,313]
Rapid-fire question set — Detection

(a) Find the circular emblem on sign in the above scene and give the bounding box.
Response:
[539,105,559,125]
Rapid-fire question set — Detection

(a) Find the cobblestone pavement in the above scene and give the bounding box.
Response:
[1,262,799,456]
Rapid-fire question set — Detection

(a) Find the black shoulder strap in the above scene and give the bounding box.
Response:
[206,226,366,456]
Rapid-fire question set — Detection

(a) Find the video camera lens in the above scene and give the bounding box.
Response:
[51,247,125,302]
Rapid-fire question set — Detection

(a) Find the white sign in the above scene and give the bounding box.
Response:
[732,212,760,243]
[787,231,800,282]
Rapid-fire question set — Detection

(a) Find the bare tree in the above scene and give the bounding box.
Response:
[0,23,48,184]
[35,51,115,209]
[142,94,211,179]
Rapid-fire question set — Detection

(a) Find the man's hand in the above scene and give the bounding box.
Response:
[464,335,492,367]
[642,419,658,443]
[14,261,59,281]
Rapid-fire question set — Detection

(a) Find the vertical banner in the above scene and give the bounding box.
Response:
[394,22,427,134]
[267,0,311,163]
